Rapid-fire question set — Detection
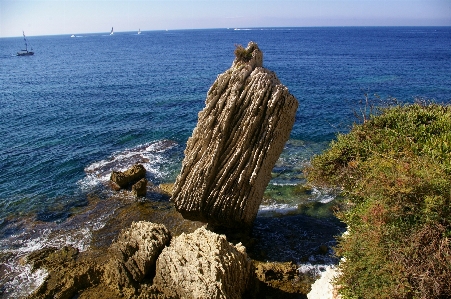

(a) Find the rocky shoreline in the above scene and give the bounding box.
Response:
[21,185,343,299]
[16,42,345,298]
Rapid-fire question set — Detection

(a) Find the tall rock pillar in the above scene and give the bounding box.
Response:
[171,42,299,228]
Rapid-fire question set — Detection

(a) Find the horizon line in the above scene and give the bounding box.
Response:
[2,25,450,38]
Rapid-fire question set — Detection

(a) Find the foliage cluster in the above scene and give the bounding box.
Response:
[234,44,253,63]
[306,103,451,299]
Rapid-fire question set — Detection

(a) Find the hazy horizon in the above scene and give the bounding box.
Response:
[1,0,450,38]
[3,25,451,39]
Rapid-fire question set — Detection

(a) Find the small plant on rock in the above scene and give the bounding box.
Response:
[234,44,253,62]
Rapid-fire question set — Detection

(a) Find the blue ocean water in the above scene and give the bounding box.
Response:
[0,27,450,297]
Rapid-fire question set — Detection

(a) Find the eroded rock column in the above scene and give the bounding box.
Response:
[171,42,299,227]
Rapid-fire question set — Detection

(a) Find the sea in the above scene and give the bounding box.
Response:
[1,27,450,297]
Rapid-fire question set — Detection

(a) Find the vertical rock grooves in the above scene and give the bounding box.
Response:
[171,42,299,228]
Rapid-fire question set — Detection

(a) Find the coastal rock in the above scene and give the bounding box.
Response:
[27,246,102,299]
[22,246,59,271]
[103,221,171,296]
[33,262,102,299]
[171,41,299,227]
[153,226,253,299]
[110,164,146,189]
[254,261,309,294]
[132,178,148,197]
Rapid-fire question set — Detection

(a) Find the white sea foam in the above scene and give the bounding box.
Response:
[310,187,336,204]
[307,232,349,299]
[1,263,48,299]
[298,262,330,278]
[257,203,298,216]
[0,228,88,298]
[79,139,177,190]
[307,265,341,299]
[0,200,118,298]
[258,185,336,215]
[269,182,299,186]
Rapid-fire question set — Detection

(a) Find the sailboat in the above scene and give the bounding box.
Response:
[17,31,34,56]
[138,28,141,35]
[110,27,114,35]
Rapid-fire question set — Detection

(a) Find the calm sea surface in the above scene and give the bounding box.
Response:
[0,27,450,297]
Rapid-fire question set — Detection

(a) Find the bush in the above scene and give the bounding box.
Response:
[306,103,451,299]
[234,44,253,62]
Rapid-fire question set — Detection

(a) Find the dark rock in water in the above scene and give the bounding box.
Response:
[153,227,253,299]
[103,221,171,297]
[132,178,148,197]
[254,261,311,295]
[171,42,299,228]
[110,164,146,189]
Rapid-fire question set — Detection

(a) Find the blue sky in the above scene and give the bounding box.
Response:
[1,0,450,37]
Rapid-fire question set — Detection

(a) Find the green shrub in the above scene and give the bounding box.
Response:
[234,44,253,62]
[306,103,451,299]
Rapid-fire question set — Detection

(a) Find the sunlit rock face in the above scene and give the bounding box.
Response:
[171,41,299,228]
[103,221,171,296]
[110,164,146,189]
[154,227,253,299]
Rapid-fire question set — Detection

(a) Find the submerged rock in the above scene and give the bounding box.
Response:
[154,226,253,299]
[171,41,299,228]
[110,164,146,189]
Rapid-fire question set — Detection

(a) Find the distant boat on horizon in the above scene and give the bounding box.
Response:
[110,27,114,35]
[17,31,34,56]
[71,34,75,38]
[138,28,141,34]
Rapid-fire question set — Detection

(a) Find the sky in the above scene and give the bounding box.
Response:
[0,0,450,37]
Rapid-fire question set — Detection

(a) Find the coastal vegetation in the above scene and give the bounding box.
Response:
[306,102,451,298]
[234,44,253,62]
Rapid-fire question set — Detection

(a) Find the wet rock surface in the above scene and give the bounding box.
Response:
[171,42,299,228]
[110,164,146,189]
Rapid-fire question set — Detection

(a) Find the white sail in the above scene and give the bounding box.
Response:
[17,31,34,56]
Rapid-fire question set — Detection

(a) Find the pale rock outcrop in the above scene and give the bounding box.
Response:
[103,221,171,296]
[110,164,146,189]
[171,42,299,227]
[154,227,253,299]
